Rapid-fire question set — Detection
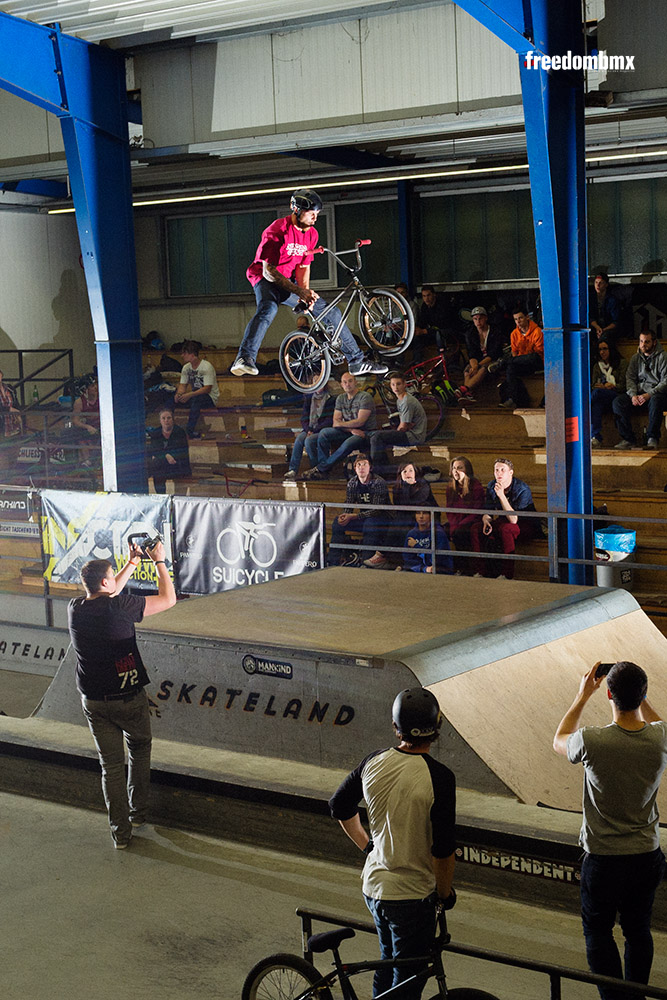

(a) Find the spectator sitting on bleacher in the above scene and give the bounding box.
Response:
[590,272,621,348]
[303,372,376,480]
[613,330,667,451]
[399,510,453,574]
[471,457,537,579]
[174,340,219,439]
[0,369,21,438]
[445,456,485,576]
[591,340,628,448]
[369,373,428,476]
[392,460,438,564]
[284,383,336,481]
[463,308,507,393]
[71,378,100,468]
[495,306,543,410]
[328,453,390,569]
[147,407,191,494]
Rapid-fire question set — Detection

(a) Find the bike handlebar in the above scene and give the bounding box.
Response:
[356,239,372,246]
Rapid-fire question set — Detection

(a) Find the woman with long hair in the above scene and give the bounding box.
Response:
[392,460,438,567]
[445,455,485,574]
[590,340,627,447]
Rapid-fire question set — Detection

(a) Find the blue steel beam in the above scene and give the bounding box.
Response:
[0,14,146,492]
[0,179,69,199]
[451,0,592,583]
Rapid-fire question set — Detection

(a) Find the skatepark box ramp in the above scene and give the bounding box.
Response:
[35,569,667,811]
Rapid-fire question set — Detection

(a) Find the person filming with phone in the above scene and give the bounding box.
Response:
[553,660,667,999]
[67,537,176,849]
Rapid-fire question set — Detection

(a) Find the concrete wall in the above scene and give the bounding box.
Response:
[0,209,95,380]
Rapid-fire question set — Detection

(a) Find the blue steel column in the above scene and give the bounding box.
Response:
[397,181,415,292]
[451,0,592,583]
[0,15,146,492]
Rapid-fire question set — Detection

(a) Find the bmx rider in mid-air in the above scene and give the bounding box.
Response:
[231,187,388,380]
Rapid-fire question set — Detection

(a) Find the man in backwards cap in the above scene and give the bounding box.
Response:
[330,687,456,999]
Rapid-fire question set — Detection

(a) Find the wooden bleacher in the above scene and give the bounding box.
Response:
[2,338,666,635]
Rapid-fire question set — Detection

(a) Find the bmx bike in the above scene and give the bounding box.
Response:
[242,908,499,1000]
[279,240,414,393]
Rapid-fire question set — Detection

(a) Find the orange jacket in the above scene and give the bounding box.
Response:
[511,320,543,358]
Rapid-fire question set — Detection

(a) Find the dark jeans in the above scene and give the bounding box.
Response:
[591,387,619,440]
[316,427,369,472]
[329,514,387,564]
[612,391,667,443]
[175,393,212,435]
[580,848,665,1000]
[505,353,543,405]
[449,522,482,576]
[369,429,411,475]
[364,893,437,999]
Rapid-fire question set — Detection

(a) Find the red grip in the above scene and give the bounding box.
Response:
[312,246,325,254]
[356,239,372,246]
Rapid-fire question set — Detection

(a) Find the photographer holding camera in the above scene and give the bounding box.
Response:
[68,537,176,849]
[553,661,667,999]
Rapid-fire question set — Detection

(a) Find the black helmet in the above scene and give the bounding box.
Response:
[392,688,442,739]
[291,188,323,217]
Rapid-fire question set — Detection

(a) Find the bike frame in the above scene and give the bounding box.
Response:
[288,940,449,1000]
[299,244,376,353]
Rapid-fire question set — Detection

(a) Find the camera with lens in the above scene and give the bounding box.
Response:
[128,532,162,558]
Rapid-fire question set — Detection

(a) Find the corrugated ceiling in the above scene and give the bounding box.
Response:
[0,0,441,45]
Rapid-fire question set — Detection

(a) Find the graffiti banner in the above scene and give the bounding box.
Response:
[173,497,323,595]
[40,490,172,590]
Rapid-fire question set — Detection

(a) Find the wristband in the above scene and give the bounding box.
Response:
[363,838,374,856]
[129,559,140,566]
[155,560,166,565]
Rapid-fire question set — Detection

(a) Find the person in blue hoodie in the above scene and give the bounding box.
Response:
[400,510,453,574]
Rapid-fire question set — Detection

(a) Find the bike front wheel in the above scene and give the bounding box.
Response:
[417,392,445,441]
[242,953,333,1000]
[359,289,414,356]
[279,332,331,393]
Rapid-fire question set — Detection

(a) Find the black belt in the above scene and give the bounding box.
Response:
[99,689,142,703]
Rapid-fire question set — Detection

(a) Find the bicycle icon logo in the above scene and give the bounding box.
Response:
[216,513,278,569]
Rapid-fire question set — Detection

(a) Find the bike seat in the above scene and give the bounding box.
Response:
[308,927,356,953]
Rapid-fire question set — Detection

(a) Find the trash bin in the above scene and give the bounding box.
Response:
[594,525,636,590]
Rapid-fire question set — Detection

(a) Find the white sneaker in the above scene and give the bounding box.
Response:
[646,437,659,450]
[349,358,389,376]
[231,356,259,376]
[283,470,297,480]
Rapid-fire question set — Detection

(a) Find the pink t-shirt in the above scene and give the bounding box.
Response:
[246,215,318,286]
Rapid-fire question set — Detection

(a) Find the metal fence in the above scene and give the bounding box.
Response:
[296,906,667,1000]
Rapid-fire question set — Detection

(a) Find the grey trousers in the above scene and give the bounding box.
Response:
[81,688,152,845]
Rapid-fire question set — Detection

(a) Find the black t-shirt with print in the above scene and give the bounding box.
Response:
[68,594,148,699]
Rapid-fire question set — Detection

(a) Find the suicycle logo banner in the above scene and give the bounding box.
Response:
[173,497,323,595]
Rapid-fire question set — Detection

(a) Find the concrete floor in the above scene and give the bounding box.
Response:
[4,791,667,1000]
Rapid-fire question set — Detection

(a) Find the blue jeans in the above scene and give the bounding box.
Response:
[364,893,437,998]
[580,848,665,999]
[237,279,364,366]
[315,427,369,472]
[289,431,319,473]
[81,689,152,846]
[590,387,618,440]
[612,391,667,443]
[329,514,387,563]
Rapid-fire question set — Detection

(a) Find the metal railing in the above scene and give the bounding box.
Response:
[0,348,74,409]
[296,907,667,1000]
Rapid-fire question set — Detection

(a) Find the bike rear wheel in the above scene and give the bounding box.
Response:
[417,392,445,440]
[359,289,414,356]
[279,332,331,393]
[242,953,333,1000]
